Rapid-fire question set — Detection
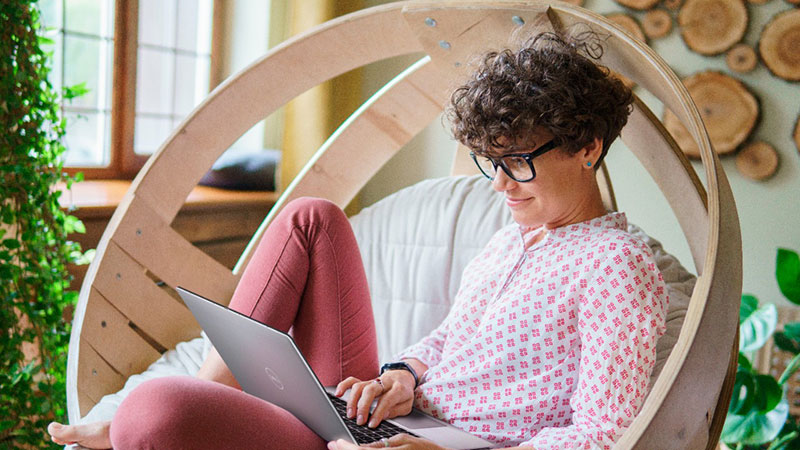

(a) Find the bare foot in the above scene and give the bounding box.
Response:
[48,421,112,449]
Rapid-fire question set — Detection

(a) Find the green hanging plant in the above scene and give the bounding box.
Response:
[0,2,87,448]
[722,248,800,450]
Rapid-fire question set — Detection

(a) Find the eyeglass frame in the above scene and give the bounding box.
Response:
[470,139,559,182]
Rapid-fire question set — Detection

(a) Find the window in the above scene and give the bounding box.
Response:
[40,0,219,178]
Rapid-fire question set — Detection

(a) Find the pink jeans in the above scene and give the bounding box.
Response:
[110,198,379,449]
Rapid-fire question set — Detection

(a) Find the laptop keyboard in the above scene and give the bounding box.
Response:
[327,392,419,444]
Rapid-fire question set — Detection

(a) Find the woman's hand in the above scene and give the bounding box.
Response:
[335,370,416,428]
[328,434,447,450]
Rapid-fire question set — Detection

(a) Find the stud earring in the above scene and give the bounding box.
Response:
[586,161,592,167]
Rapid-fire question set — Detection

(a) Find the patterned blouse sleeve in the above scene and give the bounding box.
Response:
[522,242,669,449]
[394,316,451,369]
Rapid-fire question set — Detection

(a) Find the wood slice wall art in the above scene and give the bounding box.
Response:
[613,0,660,10]
[758,9,800,82]
[643,10,673,40]
[794,116,800,154]
[678,0,748,55]
[735,141,779,180]
[663,71,759,158]
[664,0,684,11]
[726,43,758,73]
[607,13,647,42]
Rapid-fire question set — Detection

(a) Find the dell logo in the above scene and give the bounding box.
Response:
[264,367,284,390]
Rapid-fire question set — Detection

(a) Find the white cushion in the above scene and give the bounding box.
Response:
[77,175,693,426]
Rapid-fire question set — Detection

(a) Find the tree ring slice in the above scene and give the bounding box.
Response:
[759,9,800,81]
[663,71,758,158]
[726,43,758,73]
[679,0,748,55]
[644,10,673,39]
[735,141,779,180]
[607,13,647,43]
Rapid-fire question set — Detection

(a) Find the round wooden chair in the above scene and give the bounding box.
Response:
[66,2,742,448]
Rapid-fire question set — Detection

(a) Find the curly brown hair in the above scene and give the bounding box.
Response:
[447,32,633,168]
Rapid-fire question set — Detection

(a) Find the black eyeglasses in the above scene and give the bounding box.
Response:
[470,139,558,182]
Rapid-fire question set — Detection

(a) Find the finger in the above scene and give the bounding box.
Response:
[356,382,384,426]
[346,380,370,419]
[368,387,405,428]
[335,377,362,396]
[328,438,363,450]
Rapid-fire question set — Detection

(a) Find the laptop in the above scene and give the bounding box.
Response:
[177,286,494,449]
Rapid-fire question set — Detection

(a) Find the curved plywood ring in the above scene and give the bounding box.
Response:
[622,96,708,271]
[66,5,741,450]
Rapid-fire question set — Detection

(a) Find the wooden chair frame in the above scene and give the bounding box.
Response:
[66,2,742,449]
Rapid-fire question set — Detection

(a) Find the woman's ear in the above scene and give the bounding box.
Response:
[581,137,604,167]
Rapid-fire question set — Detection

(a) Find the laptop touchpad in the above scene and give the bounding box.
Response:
[392,409,447,429]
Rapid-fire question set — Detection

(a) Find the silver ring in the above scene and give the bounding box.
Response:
[381,437,390,447]
[373,378,384,389]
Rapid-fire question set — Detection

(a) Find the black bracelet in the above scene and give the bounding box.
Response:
[380,361,419,388]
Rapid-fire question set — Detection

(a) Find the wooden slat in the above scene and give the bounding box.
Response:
[621,95,708,273]
[78,389,96,419]
[93,241,201,350]
[131,3,425,225]
[237,58,448,271]
[77,343,126,414]
[82,288,162,377]
[112,197,238,302]
[596,162,618,212]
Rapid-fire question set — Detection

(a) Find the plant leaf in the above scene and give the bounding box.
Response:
[740,294,759,324]
[754,374,784,413]
[775,331,800,355]
[738,352,753,371]
[730,369,756,414]
[740,298,778,352]
[722,398,789,445]
[780,353,800,386]
[777,249,800,305]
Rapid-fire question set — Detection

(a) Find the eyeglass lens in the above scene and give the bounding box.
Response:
[474,155,534,182]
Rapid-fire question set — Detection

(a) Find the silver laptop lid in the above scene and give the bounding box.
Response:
[177,286,355,443]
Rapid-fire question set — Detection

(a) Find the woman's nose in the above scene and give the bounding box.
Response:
[491,167,515,192]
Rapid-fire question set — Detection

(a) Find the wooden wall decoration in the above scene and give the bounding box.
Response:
[758,9,800,82]
[735,141,779,181]
[606,12,647,41]
[678,0,748,55]
[726,43,758,73]
[794,116,800,154]
[662,71,758,158]
[613,0,660,10]
[642,9,672,39]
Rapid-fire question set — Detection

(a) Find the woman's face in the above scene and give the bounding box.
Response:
[490,130,605,229]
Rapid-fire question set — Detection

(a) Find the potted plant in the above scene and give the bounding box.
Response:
[722,248,800,449]
[0,2,86,448]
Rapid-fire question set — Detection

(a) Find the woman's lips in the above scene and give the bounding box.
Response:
[505,197,531,207]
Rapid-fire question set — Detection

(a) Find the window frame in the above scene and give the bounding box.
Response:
[63,0,223,179]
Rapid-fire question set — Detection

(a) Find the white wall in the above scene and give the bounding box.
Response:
[355,0,800,306]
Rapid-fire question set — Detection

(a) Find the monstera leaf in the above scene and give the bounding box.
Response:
[778,248,800,305]
[740,294,778,353]
[722,396,789,445]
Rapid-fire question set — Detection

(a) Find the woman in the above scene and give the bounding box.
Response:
[49,32,667,450]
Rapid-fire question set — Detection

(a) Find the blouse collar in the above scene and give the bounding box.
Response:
[518,211,628,251]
